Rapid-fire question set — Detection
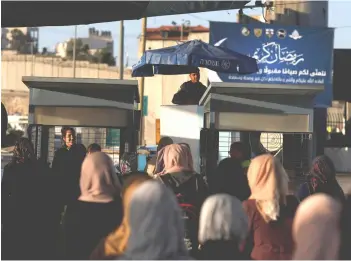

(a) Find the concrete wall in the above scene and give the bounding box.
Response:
[139,32,209,144]
[1,54,132,115]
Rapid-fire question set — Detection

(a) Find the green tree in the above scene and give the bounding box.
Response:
[93,47,115,66]
[10,29,33,53]
[65,39,91,61]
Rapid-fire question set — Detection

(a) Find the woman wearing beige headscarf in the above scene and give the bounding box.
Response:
[64,152,123,260]
[293,193,342,260]
[242,154,298,260]
[90,173,151,259]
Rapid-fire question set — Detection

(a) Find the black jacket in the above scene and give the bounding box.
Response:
[212,158,251,201]
[199,240,245,260]
[64,200,123,260]
[158,171,209,258]
[172,81,207,105]
[52,145,86,208]
[2,160,59,260]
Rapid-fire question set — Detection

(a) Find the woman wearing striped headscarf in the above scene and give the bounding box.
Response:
[297,155,345,203]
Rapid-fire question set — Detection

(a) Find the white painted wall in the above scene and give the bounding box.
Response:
[160,105,204,173]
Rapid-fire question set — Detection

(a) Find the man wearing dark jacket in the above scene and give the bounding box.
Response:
[172,68,207,105]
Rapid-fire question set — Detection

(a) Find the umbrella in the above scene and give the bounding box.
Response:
[2,1,249,27]
[132,39,258,77]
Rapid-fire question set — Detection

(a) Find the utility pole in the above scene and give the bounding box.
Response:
[72,25,77,78]
[119,21,124,80]
[139,17,147,145]
[30,42,34,76]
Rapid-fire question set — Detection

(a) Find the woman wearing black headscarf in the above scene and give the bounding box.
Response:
[297,155,345,203]
[2,138,57,259]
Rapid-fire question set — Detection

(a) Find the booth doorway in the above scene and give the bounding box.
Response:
[218,131,311,176]
[29,125,121,166]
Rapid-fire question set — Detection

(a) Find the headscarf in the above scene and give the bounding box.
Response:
[198,194,248,244]
[119,152,138,176]
[293,194,342,260]
[153,146,167,174]
[12,137,36,164]
[307,155,345,201]
[247,154,289,222]
[90,174,151,259]
[162,143,194,174]
[157,136,174,152]
[79,152,121,203]
[122,180,189,260]
[150,137,174,175]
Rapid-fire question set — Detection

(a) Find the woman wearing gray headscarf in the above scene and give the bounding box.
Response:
[198,194,248,260]
[293,194,342,260]
[120,180,191,260]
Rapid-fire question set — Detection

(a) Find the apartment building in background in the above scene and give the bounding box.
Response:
[56,27,114,58]
[1,27,39,53]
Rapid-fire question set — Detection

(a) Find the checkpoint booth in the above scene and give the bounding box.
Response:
[161,82,323,179]
[22,76,140,166]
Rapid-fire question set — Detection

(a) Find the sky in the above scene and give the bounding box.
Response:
[39,1,351,66]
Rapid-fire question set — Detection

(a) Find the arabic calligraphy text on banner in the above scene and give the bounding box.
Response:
[209,22,334,107]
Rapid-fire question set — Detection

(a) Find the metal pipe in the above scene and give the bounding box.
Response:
[73,25,77,78]
[119,21,124,79]
[139,17,147,145]
[31,42,34,76]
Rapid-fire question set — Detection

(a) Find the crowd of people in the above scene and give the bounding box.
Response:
[2,127,351,260]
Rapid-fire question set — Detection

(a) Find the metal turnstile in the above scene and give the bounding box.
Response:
[199,82,324,179]
[23,77,140,166]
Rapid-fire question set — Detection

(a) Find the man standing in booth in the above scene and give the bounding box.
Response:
[172,68,207,105]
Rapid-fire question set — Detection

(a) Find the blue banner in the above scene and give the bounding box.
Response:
[209,22,334,107]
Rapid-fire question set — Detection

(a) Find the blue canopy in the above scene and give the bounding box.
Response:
[132,39,258,77]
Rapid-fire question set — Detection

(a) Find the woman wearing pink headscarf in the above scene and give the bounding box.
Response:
[156,143,208,258]
[64,152,123,260]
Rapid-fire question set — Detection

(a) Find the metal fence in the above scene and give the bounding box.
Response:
[30,125,121,166]
[217,131,311,176]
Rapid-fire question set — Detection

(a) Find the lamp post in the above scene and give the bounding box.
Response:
[72,25,77,78]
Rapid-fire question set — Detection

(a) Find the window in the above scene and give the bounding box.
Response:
[160,31,168,39]
[326,101,351,147]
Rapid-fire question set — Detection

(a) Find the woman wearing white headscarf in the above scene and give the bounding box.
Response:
[198,194,248,260]
[293,194,342,260]
[242,154,298,260]
[119,180,190,260]
[64,152,123,260]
